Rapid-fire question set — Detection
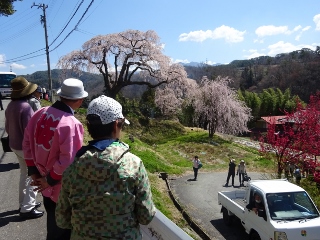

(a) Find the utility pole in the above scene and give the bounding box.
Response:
[32,3,52,102]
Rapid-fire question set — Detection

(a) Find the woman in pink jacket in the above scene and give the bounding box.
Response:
[23,78,88,240]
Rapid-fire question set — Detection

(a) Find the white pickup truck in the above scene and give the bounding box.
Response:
[218,179,320,240]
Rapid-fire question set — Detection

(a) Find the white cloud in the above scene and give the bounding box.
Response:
[30,64,36,68]
[0,54,6,67]
[254,39,264,43]
[244,49,265,59]
[302,26,311,31]
[293,25,302,32]
[267,41,314,56]
[179,25,245,43]
[255,25,290,37]
[314,14,320,30]
[206,60,217,65]
[11,63,27,70]
[295,26,311,41]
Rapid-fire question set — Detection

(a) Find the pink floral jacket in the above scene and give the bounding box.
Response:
[23,101,84,202]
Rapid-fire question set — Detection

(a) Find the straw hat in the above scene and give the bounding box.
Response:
[11,77,38,99]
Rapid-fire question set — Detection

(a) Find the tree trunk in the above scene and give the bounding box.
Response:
[209,122,215,138]
[277,158,282,179]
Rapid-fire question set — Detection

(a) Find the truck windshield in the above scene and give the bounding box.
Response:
[267,192,319,221]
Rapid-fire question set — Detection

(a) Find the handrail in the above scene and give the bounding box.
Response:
[141,209,194,240]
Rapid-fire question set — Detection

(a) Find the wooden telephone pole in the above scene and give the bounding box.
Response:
[32,3,52,102]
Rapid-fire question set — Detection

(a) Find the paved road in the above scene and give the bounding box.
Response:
[169,171,264,240]
[0,99,46,240]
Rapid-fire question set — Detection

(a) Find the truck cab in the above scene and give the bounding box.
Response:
[245,180,319,240]
[218,179,320,240]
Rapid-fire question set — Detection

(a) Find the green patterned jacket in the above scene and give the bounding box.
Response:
[56,140,156,240]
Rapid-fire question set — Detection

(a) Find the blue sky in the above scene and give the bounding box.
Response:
[0,0,319,75]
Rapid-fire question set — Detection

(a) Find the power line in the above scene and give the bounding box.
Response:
[49,0,85,46]
[0,8,37,32]
[3,52,46,64]
[77,0,103,25]
[0,20,40,45]
[1,0,96,65]
[49,0,95,52]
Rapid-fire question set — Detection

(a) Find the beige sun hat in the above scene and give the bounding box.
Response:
[11,77,38,99]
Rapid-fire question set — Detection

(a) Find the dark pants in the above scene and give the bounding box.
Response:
[239,173,245,185]
[43,196,71,240]
[0,98,3,110]
[193,167,199,180]
[226,172,235,186]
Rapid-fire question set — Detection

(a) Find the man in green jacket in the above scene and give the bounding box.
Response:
[56,95,156,239]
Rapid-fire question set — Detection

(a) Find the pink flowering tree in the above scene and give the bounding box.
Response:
[57,30,187,98]
[155,78,198,117]
[192,76,252,138]
[259,92,320,178]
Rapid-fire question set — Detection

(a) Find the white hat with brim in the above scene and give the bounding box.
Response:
[57,78,88,100]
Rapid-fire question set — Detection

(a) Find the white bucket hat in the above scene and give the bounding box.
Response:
[57,78,88,100]
[87,95,130,125]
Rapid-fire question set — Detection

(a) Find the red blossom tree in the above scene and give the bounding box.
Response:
[260,92,320,178]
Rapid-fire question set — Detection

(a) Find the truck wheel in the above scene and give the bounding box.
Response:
[250,231,261,240]
[222,208,233,226]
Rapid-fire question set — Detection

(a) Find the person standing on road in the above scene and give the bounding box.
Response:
[284,161,290,178]
[56,95,156,239]
[23,78,88,240]
[294,165,302,185]
[289,162,295,178]
[191,156,201,181]
[237,160,246,186]
[5,77,44,219]
[225,159,236,187]
[0,91,4,110]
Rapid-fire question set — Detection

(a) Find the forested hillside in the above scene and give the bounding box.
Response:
[184,47,320,102]
[20,47,320,103]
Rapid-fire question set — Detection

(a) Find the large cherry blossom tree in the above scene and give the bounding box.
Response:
[57,30,187,98]
[192,76,252,138]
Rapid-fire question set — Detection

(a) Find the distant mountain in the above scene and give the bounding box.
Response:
[19,47,320,102]
[179,61,223,67]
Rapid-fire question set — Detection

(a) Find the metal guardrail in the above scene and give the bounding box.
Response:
[141,209,194,240]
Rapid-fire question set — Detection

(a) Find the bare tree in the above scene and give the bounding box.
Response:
[57,30,187,98]
[192,76,252,138]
